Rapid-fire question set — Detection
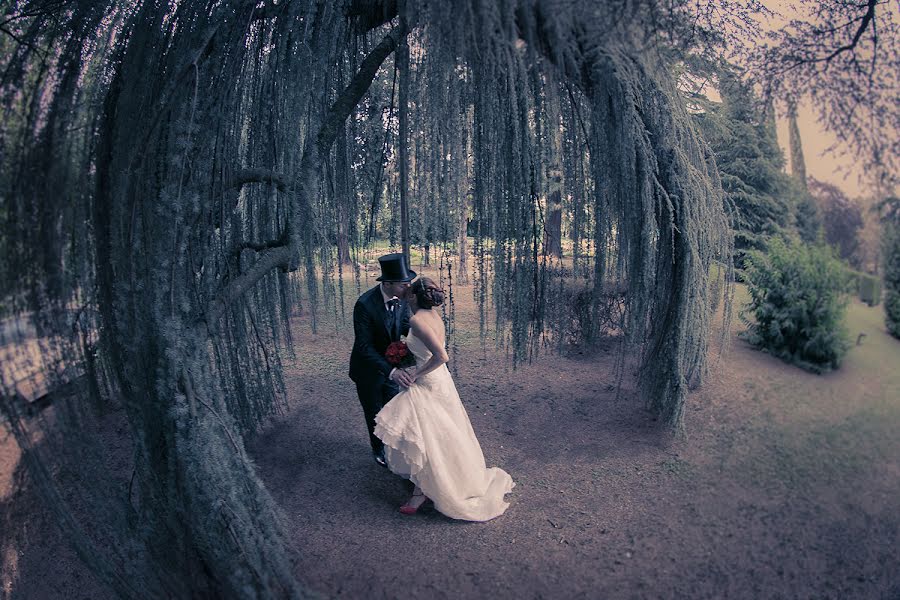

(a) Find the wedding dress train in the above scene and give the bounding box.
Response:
[374,333,514,521]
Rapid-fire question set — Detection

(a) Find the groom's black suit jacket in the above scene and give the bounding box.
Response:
[349,285,410,385]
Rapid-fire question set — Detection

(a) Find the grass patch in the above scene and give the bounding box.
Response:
[721,290,900,491]
[733,404,899,490]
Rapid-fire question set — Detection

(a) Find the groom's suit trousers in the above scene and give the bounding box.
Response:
[355,378,400,453]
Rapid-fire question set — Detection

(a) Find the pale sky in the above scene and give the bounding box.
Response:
[774,100,869,199]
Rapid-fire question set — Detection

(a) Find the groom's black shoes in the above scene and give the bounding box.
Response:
[374,448,387,468]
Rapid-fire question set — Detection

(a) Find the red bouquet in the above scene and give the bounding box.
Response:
[385,339,416,369]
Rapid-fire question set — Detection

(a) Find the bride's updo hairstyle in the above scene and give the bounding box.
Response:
[412,277,445,309]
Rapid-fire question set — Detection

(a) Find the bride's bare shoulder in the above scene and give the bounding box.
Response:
[410,310,444,332]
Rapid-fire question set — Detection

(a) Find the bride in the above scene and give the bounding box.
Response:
[374,277,514,521]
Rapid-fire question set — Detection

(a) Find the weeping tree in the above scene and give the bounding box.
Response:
[3,2,410,596]
[1,0,737,596]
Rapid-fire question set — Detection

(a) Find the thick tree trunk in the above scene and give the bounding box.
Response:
[335,115,352,265]
[115,326,302,598]
[457,194,470,284]
[543,186,563,258]
[88,9,410,596]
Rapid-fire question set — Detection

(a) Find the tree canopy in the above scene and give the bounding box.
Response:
[751,0,899,188]
[4,0,843,596]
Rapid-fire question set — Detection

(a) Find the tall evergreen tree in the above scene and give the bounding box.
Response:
[692,64,791,268]
[787,100,823,244]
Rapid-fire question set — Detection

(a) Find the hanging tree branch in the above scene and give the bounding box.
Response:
[367,56,398,241]
[314,21,408,158]
[228,168,288,192]
[125,10,238,173]
[805,0,877,66]
[204,20,410,334]
[750,0,897,182]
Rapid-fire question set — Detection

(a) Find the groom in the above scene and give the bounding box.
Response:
[349,253,416,466]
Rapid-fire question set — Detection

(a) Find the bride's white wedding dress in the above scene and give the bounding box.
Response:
[374,333,514,521]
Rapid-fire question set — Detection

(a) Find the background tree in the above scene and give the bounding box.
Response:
[787,100,823,244]
[752,0,899,188]
[879,196,900,338]
[543,169,564,259]
[690,62,792,269]
[851,190,886,274]
[808,177,865,269]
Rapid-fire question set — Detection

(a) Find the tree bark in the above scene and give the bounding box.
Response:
[335,81,352,265]
[543,186,563,258]
[457,195,470,284]
[91,11,410,596]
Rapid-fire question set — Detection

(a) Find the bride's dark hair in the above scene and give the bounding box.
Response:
[411,277,445,309]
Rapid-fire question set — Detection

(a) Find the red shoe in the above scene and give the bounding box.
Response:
[399,493,428,515]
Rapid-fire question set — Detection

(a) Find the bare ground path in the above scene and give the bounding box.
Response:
[2,278,899,599]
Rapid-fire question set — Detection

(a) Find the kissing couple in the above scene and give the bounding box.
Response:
[348,253,514,520]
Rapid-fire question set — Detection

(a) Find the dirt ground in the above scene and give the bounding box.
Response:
[2,269,899,599]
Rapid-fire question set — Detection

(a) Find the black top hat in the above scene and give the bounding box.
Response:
[376,253,416,282]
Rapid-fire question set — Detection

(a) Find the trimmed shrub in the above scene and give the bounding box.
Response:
[884,223,900,338]
[740,238,852,373]
[846,269,883,306]
[858,273,882,306]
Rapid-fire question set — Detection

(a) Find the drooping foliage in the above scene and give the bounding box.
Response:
[1,2,392,596]
[1,0,733,595]
[808,177,865,269]
[741,237,852,373]
[425,4,733,422]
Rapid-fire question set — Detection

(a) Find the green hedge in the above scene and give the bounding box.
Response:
[740,238,852,373]
[884,223,900,339]
[846,269,882,306]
